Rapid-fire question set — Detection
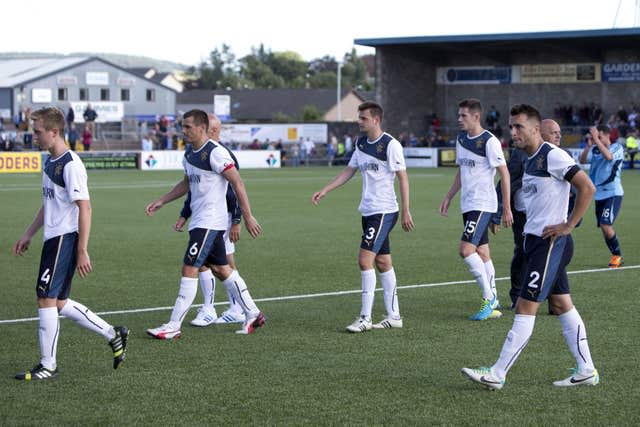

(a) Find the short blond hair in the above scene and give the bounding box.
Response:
[32,107,65,134]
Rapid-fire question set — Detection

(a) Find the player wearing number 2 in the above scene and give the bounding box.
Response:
[312,101,414,333]
[440,98,513,321]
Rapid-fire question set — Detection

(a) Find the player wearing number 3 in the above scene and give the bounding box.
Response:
[312,101,414,333]
[440,98,513,321]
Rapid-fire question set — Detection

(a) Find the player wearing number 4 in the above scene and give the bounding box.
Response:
[13,107,128,381]
[579,125,625,268]
[440,98,513,321]
[312,101,414,333]
[462,104,598,390]
[145,109,264,338]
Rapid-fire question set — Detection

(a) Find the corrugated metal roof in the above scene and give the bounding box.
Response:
[0,57,89,87]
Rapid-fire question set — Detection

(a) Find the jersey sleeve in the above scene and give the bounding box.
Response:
[210,146,235,174]
[547,147,577,181]
[486,137,506,168]
[347,149,359,168]
[611,143,625,161]
[387,139,406,171]
[63,160,90,201]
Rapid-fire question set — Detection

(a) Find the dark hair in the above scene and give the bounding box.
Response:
[596,124,610,134]
[458,98,483,113]
[183,109,209,131]
[32,107,65,134]
[358,101,383,121]
[510,104,542,123]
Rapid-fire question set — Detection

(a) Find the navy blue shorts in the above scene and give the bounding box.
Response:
[520,234,573,302]
[360,212,398,255]
[595,196,623,226]
[36,232,78,299]
[460,211,492,246]
[184,228,228,267]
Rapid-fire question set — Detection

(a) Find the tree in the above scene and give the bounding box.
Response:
[300,105,321,122]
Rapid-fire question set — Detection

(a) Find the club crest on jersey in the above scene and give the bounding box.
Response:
[376,143,384,153]
[55,163,63,176]
[476,140,485,149]
[536,156,545,169]
[200,151,209,161]
[358,142,364,150]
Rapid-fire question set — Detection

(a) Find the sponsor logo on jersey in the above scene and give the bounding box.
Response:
[188,174,201,183]
[43,187,55,199]
[362,163,379,172]
[522,184,538,194]
[458,158,476,167]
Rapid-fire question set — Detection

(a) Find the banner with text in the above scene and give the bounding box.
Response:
[220,123,328,143]
[70,102,124,123]
[602,63,640,82]
[403,148,438,168]
[0,152,42,173]
[140,150,281,171]
[436,66,511,85]
[513,63,600,83]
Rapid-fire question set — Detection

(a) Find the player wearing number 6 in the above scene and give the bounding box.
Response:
[13,107,128,381]
[145,109,264,338]
[440,98,513,321]
[312,101,414,333]
[462,104,598,390]
[579,125,625,268]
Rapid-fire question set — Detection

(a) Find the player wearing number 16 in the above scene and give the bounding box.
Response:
[145,109,264,338]
[440,98,513,321]
[312,101,415,333]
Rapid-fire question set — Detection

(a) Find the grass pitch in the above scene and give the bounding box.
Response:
[1,166,639,425]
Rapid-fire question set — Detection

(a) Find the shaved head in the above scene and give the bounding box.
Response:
[208,113,221,140]
[541,119,561,146]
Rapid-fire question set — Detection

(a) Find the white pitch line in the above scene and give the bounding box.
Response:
[1,265,637,325]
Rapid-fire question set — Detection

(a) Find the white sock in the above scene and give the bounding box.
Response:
[360,269,376,319]
[169,277,198,327]
[379,268,400,319]
[38,307,59,370]
[59,299,115,340]
[464,253,492,299]
[484,259,497,300]
[199,269,216,312]
[225,287,243,315]
[492,314,535,379]
[559,307,595,373]
[223,270,259,317]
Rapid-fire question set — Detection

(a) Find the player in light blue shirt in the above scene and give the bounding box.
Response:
[579,125,625,268]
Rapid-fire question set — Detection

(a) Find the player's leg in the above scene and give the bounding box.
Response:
[147,228,218,339]
[190,266,218,327]
[477,243,500,309]
[597,197,623,267]
[214,232,245,324]
[509,210,527,308]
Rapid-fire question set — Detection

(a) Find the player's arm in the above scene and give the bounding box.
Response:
[13,206,44,256]
[439,169,461,217]
[223,167,261,239]
[146,175,189,216]
[311,166,357,205]
[75,199,93,278]
[496,164,513,227]
[579,136,593,164]
[174,191,191,232]
[228,188,242,243]
[590,126,613,161]
[396,169,414,232]
[542,169,595,239]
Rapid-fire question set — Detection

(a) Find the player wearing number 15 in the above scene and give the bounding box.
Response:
[145,109,264,338]
[440,98,513,321]
[312,101,415,333]
[13,107,128,381]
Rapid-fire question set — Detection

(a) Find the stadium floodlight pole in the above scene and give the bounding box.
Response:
[337,61,342,122]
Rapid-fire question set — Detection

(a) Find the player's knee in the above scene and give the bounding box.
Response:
[375,255,392,272]
[210,264,232,280]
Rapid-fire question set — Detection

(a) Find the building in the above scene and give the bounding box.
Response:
[176,88,371,122]
[355,28,640,137]
[0,56,177,123]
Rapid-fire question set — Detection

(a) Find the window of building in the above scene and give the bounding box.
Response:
[121,88,130,101]
[57,88,67,101]
[79,88,88,101]
[100,88,110,101]
[146,89,155,102]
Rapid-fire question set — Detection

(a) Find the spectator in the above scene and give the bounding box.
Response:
[141,132,153,151]
[626,128,638,169]
[66,106,75,130]
[68,124,79,151]
[290,139,301,167]
[344,133,353,156]
[82,126,92,151]
[83,104,98,137]
[326,139,336,167]
[304,137,315,165]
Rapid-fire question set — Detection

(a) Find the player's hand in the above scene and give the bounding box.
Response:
[542,222,573,239]
[244,215,262,239]
[13,236,31,256]
[439,197,450,217]
[589,126,599,142]
[229,223,241,243]
[76,249,93,278]
[502,208,513,228]
[401,211,414,232]
[311,190,325,206]
[145,200,163,216]
[490,223,500,235]
[174,217,186,232]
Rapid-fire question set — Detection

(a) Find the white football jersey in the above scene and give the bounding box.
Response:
[456,130,505,214]
[522,142,578,236]
[42,150,90,241]
[348,133,405,216]
[183,140,235,231]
